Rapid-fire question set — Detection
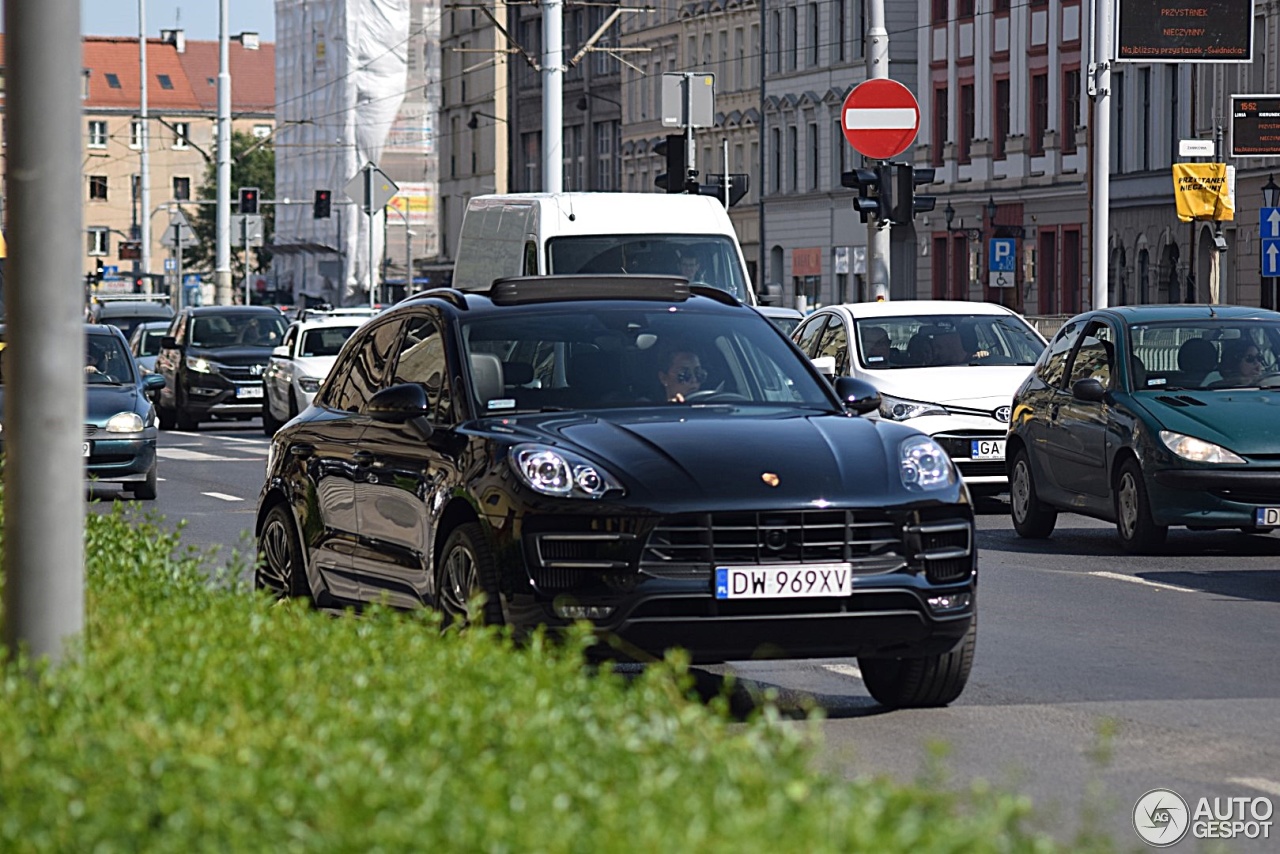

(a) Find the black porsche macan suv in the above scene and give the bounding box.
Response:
[255,276,978,708]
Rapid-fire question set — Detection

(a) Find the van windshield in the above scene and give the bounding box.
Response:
[546,235,750,303]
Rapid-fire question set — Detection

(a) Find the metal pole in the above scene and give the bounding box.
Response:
[214,0,232,305]
[243,217,251,305]
[138,0,151,286]
[2,0,86,662]
[175,219,184,311]
[542,0,563,193]
[1210,122,1224,304]
[866,0,891,301]
[684,73,696,192]
[366,164,376,309]
[722,137,730,209]
[1090,0,1112,309]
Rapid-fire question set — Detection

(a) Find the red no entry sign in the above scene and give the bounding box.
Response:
[842,78,920,161]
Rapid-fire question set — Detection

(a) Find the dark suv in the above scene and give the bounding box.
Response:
[155,305,287,430]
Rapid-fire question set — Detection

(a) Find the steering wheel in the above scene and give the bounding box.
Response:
[682,389,750,404]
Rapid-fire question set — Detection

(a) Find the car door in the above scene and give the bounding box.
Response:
[293,317,405,605]
[353,311,459,608]
[1015,319,1082,504]
[265,324,297,419]
[1043,319,1116,502]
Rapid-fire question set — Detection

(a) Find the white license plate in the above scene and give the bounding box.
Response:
[1255,507,1280,528]
[714,562,852,600]
[236,385,263,399]
[970,439,1005,460]
[83,442,91,457]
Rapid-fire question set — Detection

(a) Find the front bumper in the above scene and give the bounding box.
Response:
[902,414,1011,490]
[1150,467,1280,527]
[183,375,265,417]
[1,430,157,484]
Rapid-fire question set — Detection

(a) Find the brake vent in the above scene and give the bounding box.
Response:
[1155,395,1207,407]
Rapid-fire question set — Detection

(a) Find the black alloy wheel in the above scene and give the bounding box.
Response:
[1009,448,1057,539]
[256,503,311,601]
[437,523,504,627]
[1114,457,1168,554]
[859,616,977,709]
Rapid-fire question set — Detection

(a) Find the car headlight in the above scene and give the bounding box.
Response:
[1159,430,1245,464]
[509,444,625,499]
[879,394,949,421]
[899,435,956,491]
[105,411,145,433]
[297,376,321,394]
[186,356,219,374]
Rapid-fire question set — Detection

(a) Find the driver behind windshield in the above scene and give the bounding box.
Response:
[657,345,705,403]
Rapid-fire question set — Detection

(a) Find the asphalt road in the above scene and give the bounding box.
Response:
[93,420,1280,851]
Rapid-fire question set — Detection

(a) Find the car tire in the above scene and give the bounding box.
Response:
[129,464,158,501]
[1010,449,1057,539]
[437,522,504,627]
[859,616,976,709]
[290,387,303,420]
[1115,457,1167,554]
[176,405,200,431]
[262,395,282,436]
[157,405,176,431]
[256,502,310,601]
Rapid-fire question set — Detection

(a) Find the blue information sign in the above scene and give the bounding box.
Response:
[988,238,1016,273]
[1263,238,1280,277]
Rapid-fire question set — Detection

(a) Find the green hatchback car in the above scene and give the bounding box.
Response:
[1007,304,1280,553]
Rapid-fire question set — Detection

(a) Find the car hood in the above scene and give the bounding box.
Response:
[864,365,1034,410]
[0,383,148,425]
[482,408,905,504]
[188,345,274,366]
[290,355,339,378]
[1133,390,1280,455]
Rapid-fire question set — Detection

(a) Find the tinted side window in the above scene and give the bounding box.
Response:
[815,315,849,375]
[326,319,403,412]
[390,314,454,423]
[793,316,825,357]
[1066,321,1116,390]
[1035,320,1082,389]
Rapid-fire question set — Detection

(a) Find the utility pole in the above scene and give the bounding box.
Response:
[1089,0,1112,309]
[865,0,891,301]
[542,0,563,193]
[214,0,232,305]
[2,0,86,663]
[1210,122,1225,303]
[138,0,151,287]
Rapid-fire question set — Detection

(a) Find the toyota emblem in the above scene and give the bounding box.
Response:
[994,405,1011,423]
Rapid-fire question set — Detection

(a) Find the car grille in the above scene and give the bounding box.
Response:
[530,533,638,589]
[906,518,973,583]
[85,425,100,437]
[639,509,907,580]
[220,365,264,382]
[954,461,1007,478]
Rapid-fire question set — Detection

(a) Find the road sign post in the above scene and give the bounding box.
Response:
[344,162,399,308]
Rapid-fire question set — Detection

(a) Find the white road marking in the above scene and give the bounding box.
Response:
[1088,571,1196,593]
[213,435,268,445]
[202,492,243,502]
[1227,777,1280,798]
[820,663,863,681]
[167,431,202,438]
[158,448,264,462]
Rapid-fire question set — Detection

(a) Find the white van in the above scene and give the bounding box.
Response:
[451,192,756,304]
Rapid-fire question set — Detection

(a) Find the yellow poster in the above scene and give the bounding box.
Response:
[1172,163,1234,222]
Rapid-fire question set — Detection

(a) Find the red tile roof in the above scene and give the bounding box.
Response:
[178,40,276,113]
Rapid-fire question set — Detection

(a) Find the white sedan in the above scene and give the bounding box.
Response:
[792,300,1047,497]
[262,314,371,434]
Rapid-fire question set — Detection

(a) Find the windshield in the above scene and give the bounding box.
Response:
[463,305,832,414]
[546,235,750,303]
[190,313,287,348]
[854,314,1045,369]
[300,325,360,357]
[1129,320,1280,390]
[85,336,135,384]
[134,325,168,357]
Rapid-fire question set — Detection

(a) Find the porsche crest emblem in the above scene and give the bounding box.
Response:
[761,472,780,487]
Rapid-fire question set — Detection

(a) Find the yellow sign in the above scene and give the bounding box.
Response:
[1172,163,1234,222]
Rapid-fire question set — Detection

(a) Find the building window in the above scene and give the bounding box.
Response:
[809,3,820,66]
[932,86,948,167]
[1030,72,1049,156]
[809,122,819,189]
[836,1,847,62]
[1139,67,1151,171]
[88,120,108,148]
[173,176,191,201]
[734,28,744,89]
[596,120,619,191]
[450,116,460,178]
[787,7,798,71]
[771,11,782,73]
[994,78,1010,160]
[87,227,109,256]
[1112,70,1124,172]
[105,72,122,89]
[157,74,174,90]
[959,83,975,164]
[88,174,108,201]
[522,131,541,192]
[1062,68,1080,154]
[564,124,584,191]
[130,119,143,149]
[788,124,798,191]
[253,124,272,139]
[995,0,1011,11]
[959,0,975,17]
[172,121,191,149]
[833,118,847,185]
[931,0,948,23]
[772,127,782,193]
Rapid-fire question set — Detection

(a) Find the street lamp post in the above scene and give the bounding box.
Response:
[943,201,983,300]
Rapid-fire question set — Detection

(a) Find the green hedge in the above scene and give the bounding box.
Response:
[0,503,1073,852]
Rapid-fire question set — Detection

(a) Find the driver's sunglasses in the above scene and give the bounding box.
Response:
[675,367,708,383]
[1243,354,1263,364]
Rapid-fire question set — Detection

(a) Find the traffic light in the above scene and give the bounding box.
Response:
[314,189,332,219]
[239,186,260,215]
[653,134,687,194]
[892,164,937,223]
[697,173,751,207]
[842,167,890,224]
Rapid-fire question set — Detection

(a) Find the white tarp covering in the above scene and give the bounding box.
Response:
[274,0,411,305]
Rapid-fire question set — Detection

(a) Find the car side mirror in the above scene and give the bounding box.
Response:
[811,355,837,377]
[272,345,290,359]
[143,373,166,391]
[161,336,178,350]
[368,383,434,439]
[833,376,881,415]
[1072,377,1107,403]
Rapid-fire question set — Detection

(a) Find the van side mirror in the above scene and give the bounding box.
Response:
[833,376,881,415]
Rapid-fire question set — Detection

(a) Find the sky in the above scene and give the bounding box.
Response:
[80,1,275,41]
